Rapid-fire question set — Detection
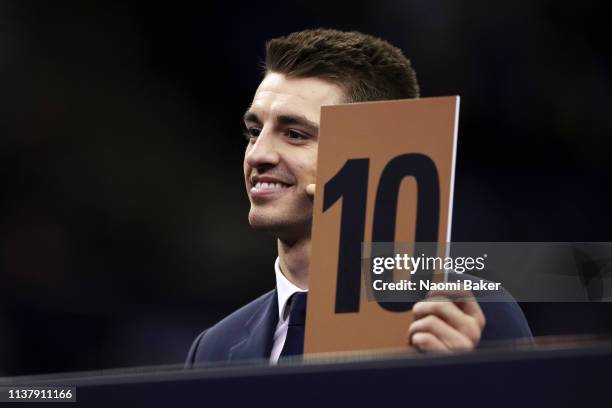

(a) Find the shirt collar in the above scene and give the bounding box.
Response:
[274,257,308,322]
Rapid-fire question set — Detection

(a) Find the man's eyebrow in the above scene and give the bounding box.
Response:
[243,111,318,132]
[243,111,261,124]
[276,114,319,131]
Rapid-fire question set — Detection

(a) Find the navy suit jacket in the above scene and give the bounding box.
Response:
[185,285,533,368]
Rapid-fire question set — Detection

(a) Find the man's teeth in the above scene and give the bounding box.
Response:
[255,182,289,190]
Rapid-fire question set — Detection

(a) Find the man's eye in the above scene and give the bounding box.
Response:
[287,130,308,140]
[243,127,261,141]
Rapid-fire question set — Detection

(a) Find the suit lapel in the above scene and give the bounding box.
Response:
[229,290,278,362]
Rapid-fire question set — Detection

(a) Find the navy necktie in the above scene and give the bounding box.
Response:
[279,292,307,359]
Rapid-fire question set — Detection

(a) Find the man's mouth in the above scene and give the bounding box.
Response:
[250,180,294,198]
[252,181,290,191]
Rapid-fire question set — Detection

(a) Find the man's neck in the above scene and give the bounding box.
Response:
[277,237,310,290]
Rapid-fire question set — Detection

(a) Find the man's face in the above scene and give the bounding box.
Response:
[243,72,344,242]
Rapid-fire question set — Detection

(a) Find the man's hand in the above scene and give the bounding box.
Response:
[407,290,485,352]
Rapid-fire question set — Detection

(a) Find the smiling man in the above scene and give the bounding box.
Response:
[185,29,532,367]
[243,72,343,291]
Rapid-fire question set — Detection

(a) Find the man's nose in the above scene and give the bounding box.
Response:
[245,130,280,168]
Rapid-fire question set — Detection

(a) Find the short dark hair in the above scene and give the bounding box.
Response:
[265,28,419,103]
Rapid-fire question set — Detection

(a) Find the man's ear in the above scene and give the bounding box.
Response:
[306,184,316,196]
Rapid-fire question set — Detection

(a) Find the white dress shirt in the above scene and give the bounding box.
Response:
[269,257,308,364]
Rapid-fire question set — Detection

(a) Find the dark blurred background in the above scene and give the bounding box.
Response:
[0,1,611,376]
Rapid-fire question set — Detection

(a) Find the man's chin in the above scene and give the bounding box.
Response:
[247,215,289,231]
[247,211,311,240]
[248,206,292,228]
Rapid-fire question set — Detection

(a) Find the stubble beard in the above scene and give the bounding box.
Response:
[248,202,313,243]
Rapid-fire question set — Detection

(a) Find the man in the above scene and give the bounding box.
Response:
[186,29,532,367]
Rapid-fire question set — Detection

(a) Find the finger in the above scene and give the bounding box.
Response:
[413,299,482,344]
[426,288,474,303]
[408,315,474,350]
[306,184,316,196]
[455,300,486,330]
[425,289,486,330]
[410,332,448,352]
